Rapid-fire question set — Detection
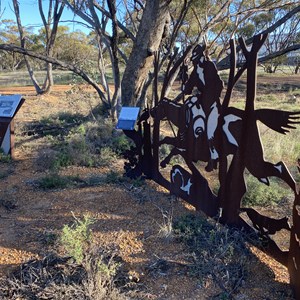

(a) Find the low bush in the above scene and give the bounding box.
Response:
[0,149,11,163]
[98,147,117,167]
[104,170,124,184]
[60,214,94,264]
[173,214,249,296]
[0,219,130,300]
[38,173,80,189]
[111,134,133,155]
[41,112,86,127]
[38,115,133,170]
[242,175,290,207]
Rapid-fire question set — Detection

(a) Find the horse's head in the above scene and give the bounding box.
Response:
[191,44,206,64]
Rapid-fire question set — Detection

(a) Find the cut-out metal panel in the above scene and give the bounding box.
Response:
[122,35,300,296]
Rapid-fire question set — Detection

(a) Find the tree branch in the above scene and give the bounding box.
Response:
[258,43,300,64]
[0,43,108,105]
[217,5,300,70]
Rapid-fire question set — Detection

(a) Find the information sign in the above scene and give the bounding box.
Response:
[0,94,23,118]
[116,107,140,130]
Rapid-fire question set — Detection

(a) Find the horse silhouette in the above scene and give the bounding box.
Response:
[139,44,300,192]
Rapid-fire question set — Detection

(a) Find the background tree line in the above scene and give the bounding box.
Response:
[0,0,299,118]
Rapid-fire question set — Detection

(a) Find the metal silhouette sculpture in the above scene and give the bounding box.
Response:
[122,34,300,295]
[289,160,300,300]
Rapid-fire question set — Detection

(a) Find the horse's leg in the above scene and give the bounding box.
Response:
[159,136,179,147]
[160,147,185,168]
[234,118,297,192]
[247,160,296,192]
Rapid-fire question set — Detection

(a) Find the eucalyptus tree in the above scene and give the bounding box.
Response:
[0,0,299,117]
[12,0,65,94]
[252,7,300,73]
[0,18,23,70]
[62,0,174,117]
[38,0,65,92]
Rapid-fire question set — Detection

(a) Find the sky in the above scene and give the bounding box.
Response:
[0,0,91,34]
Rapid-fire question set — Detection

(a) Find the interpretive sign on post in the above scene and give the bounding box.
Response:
[0,94,24,157]
[116,107,140,130]
[0,95,23,118]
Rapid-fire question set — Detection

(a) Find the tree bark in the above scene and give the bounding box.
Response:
[39,0,65,93]
[121,0,171,106]
[12,0,43,94]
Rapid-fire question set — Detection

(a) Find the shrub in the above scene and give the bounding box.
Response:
[60,214,95,264]
[104,171,124,184]
[242,175,290,207]
[51,150,73,169]
[0,252,128,299]
[38,173,75,189]
[41,112,86,127]
[38,113,136,170]
[111,134,133,155]
[173,214,249,295]
[85,120,113,147]
[98,147,117,166]
[43,118,119,170]
[0,149,11,163]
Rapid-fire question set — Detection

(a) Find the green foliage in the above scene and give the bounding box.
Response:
[41,112,86,127]
[256,93,278,102]
[173,214,249,294]
[242,175,289,207]
[60,214,95,264]
[39,115,134,170]
[84,174,104,186]
[104,171,145,188]
[111,134,133,155]
[0,149,11,163]
[129,176,145,187]
[38,119,128,170]
[237,22,255,39]
[50,150,73,169]
[38,173,79,189]
[104,171,124,184]
[98,147,117,167]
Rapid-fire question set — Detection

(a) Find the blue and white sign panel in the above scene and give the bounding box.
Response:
[0,94,23,155]
[0,94,23,118]
[116,107,140,130]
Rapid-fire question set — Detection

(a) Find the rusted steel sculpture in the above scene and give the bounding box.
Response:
[289,160,300,299]
[122,34,300,296]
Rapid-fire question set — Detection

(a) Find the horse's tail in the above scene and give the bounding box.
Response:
[255,109,300,134]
